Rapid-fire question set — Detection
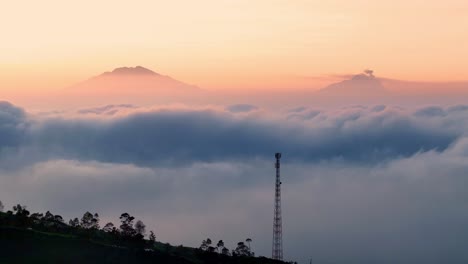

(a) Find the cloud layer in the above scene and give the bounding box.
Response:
[1,102,466,167]
[2,101,468,263]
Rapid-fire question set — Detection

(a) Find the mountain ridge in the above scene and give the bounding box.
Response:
[100,66,160,76]
[68,66,199,95]
[318,70,390,96]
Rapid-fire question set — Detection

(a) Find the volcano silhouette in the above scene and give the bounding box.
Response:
[318,70,389,96]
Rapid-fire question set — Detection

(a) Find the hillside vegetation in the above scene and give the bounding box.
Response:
[0,203,288,264]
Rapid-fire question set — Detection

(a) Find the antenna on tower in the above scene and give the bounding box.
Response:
[272,152,283,260]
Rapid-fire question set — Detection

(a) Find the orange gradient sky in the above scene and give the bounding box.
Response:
[1,0,468,92]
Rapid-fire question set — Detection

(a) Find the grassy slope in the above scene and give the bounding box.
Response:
[0,223,284,264]
[0,227,189,264]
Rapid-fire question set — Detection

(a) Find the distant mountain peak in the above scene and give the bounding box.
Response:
[351,69,375,81]
[318,70,389,96]
[69,66,200,95]
[101,66,159,76]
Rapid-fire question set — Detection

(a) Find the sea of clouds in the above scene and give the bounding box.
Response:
[1,101,468,264]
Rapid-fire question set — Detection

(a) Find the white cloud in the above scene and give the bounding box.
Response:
[2,102,468,263]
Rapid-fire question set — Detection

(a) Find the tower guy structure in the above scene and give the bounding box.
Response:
[272,153,283,260]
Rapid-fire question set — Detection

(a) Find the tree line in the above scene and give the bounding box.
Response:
[0,202,154,248]
[0,200,256,257]
[199,238,255,257]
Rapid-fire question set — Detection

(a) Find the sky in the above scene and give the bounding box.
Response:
[1,0,468,92]
[2,1,468,264]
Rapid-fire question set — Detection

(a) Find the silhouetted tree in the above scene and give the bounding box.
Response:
[69,218,79,227]
[93,213,100,229]
[103,222,115,233]
[246,238,252,251]
[199,238,216,252]
[199,239,208,251]
[39,211,65,228]
[134,220,146,236]
[30,213,44,221]
[81,212,93,228]
[13,204,29,217]
[149,231,156,243]
[233,241,252,256]
[0,200,4,212]
[207,246,216,253]
[44,211,54,221]
[12,204,30,227]
[217,240,224,253]
[149,231,156,241]
[81,212,100,229]
[221,247,230,256]
[54,215,64,223]
[119,213,136,237]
